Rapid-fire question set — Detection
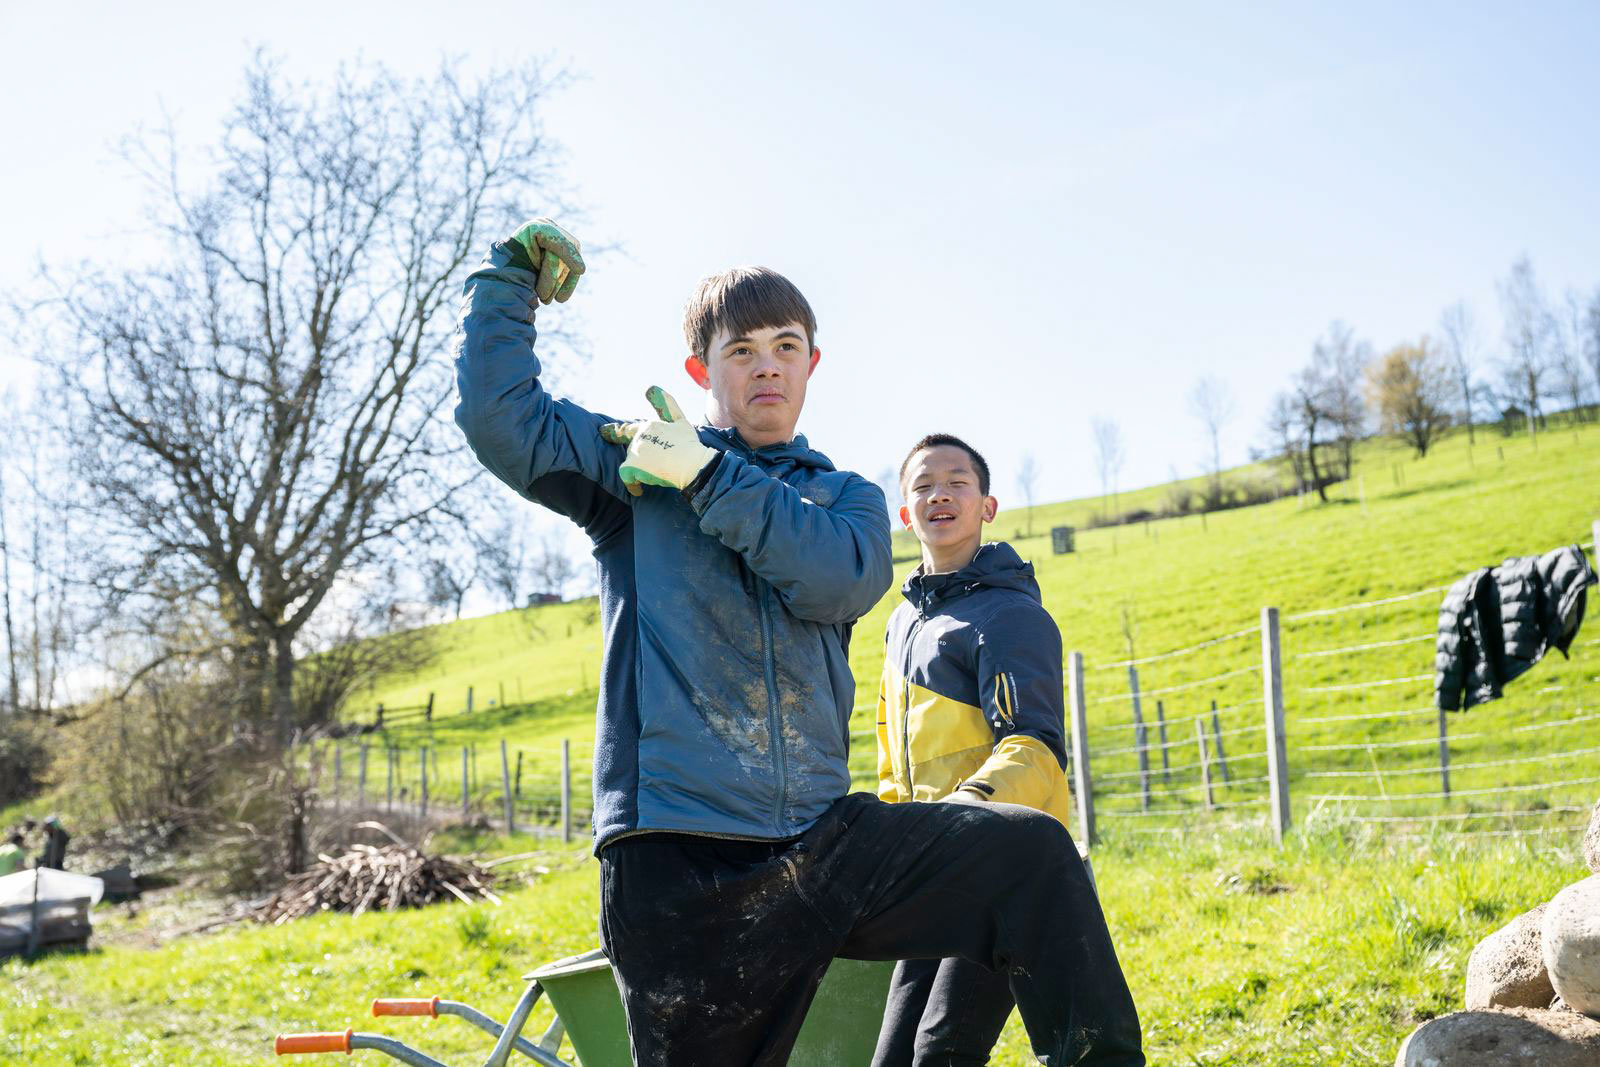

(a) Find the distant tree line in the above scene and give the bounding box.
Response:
[1081,254,1600,527]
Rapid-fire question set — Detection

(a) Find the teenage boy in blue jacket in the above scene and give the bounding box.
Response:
[454,219,1144,1066]
[874,434,1109,1066]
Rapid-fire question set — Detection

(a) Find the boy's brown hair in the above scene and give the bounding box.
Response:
[682,266,817,363]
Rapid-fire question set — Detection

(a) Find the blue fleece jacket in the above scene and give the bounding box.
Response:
[452,244,893,851]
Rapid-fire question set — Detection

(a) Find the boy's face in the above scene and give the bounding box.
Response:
[685,322,820,449]
[899,445,997,553]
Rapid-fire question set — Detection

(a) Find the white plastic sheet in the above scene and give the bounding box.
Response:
[0,868,104,951]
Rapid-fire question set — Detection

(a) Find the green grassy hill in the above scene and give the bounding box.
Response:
[352,420,1600,838]
[9,420,1596,1066]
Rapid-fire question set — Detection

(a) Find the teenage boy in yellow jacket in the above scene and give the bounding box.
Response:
[874,434,1113,1066]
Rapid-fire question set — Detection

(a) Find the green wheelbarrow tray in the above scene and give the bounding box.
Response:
[529,949,895,1067]
[273,947,895,1066]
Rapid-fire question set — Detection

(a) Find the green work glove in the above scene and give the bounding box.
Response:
[505,218,585,305]
[599,387,717,498]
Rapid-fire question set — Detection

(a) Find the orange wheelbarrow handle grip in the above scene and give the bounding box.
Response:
[371,995,440,1017]
[274,1028,353,1054]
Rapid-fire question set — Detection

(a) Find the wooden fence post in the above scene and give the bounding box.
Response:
[425,692,434,723]
[1437,709,1451,799]
[467,686,474,714]
[376,703,384,728]
[1129,667,1150,811]
[515,751,523,798]
[1068,652,1095,846]
[1196,721,1213,811]
[1155,700,1169,783]
[500,740,514,836]
[561,739,572,844]
[1210,699,1231,782]
[1261,607,1291,843]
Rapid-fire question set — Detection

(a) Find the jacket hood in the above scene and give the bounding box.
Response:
[703,425,836,474]
[901,541,1041,613]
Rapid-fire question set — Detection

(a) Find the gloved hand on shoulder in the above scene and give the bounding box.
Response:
[599,387,717,497]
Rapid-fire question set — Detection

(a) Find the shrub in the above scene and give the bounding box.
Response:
[0,714,51,807]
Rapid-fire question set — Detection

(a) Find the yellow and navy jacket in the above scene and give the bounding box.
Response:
[877,542,1072,825]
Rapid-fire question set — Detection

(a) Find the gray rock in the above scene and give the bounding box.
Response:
[1584,797,1600,874]
[1543,875,1600,1017]
[1395,1008,1600,1066]
[1467,904,1553,1010]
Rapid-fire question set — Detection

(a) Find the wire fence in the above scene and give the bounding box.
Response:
[1067,518,1600,845]
[303,734,595,843]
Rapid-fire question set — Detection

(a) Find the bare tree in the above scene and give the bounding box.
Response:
[1365,338,1454,457]
[1187,376,1234,509]
[1586,289,1600,406]
[1438,301,1479,444]
[1090,418,1125,523]
[1314,322,1370,480]
[1553,292,1592,420]
[527,533,579,602]
[39,57,577,741]
[1016,453,1038,537]
[1289,363,1330,502]
[0,406,79,716]
[1497,256,1551,442]
[0,456,17,715]
[424,557,477,621]
[1262,393,1306,490]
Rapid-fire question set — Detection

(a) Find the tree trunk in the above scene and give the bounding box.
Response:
[272,630,296,744]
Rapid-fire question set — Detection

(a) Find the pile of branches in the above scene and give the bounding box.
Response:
[252,841,499,924]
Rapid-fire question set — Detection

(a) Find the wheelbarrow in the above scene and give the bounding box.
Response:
[273,949,895,1066]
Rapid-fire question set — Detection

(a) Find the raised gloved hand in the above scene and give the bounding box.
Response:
[505,218,585,305]
[600,387,717,497]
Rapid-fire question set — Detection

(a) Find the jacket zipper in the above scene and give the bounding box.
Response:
[758,580,787,832]
[900,590,928,796]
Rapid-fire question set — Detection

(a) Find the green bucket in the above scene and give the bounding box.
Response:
[527,950,895,1066]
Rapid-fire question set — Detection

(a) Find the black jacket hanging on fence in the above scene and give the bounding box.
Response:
[1434,544,1597,711]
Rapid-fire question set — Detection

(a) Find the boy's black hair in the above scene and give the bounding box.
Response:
[683,266,817,362]
[899,433,991,496]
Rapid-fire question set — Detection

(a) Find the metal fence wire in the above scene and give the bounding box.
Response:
[1066,519,1600,846]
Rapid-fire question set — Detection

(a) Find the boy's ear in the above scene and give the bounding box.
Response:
[981,496,998,523]
[806,346,821,378]
[899,504,912,529]
[684,354,711,389]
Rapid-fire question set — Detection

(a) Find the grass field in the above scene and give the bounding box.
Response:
[1,824,1586,1065]
[341,418,1600,837]
[5,419,1598,1065]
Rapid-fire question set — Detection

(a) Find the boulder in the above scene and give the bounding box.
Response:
[1395,1007,1600,1066]
[1466,904,1553,1010]
[1543,875,1600,1016]
[1584,797,1600,874]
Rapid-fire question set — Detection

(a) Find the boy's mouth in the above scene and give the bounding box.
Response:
[749,389,786,405]
[927,509,957,526]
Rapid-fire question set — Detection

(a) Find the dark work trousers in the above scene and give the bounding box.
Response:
[598,792,1143,1067]
[871,955,1015,1066]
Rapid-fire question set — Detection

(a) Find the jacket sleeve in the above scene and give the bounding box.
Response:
[959,601,1070,809]
[688,453,893,625]
[453,243,632,509]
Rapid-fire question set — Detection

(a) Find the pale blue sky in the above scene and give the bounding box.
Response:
[4,1,1598,516]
